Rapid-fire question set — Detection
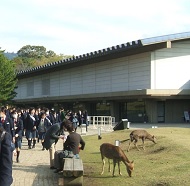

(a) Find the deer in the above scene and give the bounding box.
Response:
[121,129,157,152]
[100,143,134,177]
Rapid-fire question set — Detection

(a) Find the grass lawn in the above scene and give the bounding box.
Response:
[80,127,190,186]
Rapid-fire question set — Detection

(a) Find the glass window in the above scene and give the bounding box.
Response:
[27,82,34,97]
[119,100,146,122]
[127,101,145,122]
[96,102,110,116]
[42,79,50,95]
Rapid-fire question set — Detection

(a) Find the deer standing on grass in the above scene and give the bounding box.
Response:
[123,129,156,152]
[100,143,134,177]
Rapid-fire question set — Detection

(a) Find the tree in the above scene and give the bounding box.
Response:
[0,50,18,102]
[17,45,47,58]
[45,50,56,58]
[13,45,74,71]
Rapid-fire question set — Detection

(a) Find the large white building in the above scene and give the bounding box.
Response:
[15,32,190,123]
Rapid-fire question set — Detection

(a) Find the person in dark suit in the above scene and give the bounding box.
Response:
[0,106,15,143]
[51,110,59,125]
[0,127,13,186]
[54,121,85,173]
[77,110,82,127]
[25,107,37,149]
[13,109,24,163]
[43,120,68,169]
[36,111,52,150]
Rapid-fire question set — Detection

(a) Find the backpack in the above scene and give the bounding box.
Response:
[72,117,78,123]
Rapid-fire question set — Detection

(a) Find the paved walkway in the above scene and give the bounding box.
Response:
[12,138,62,186]
[11,126,102,186]
[11,123,190,186]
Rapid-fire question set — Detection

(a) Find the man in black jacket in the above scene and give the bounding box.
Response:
[0,127,13,186]
[43,120,67,169]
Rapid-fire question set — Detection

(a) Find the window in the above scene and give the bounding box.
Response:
[42,79,50,95]
[127,101,145,122]
[27,82,34,97]
[96,102,110,116]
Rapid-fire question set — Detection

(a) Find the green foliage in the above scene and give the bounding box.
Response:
[18,45,48,58]
[14,45,73,71]
[0,50,17,101]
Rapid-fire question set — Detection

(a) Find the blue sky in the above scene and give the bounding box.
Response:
[1,0,190,56]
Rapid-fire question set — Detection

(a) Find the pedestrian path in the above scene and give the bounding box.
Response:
[11,137,65,186]
[11,126,106,186]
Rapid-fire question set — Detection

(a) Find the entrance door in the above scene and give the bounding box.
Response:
[157,101,165,123]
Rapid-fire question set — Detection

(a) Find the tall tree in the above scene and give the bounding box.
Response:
[13,45,74,71]
[0,50,17,102]
[17,45,47,58]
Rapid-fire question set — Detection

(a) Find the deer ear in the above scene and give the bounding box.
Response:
[131,160,134,163]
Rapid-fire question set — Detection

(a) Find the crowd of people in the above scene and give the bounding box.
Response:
[0,105,87,186]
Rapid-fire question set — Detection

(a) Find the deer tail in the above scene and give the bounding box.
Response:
[120,139,130,143]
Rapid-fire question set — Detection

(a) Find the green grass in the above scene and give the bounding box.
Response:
[79,128,190,186]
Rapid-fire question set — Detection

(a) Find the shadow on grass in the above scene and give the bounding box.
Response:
[148,181,170,186]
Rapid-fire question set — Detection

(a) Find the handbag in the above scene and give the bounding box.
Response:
[11,142,15,152]
[59,150,74,158]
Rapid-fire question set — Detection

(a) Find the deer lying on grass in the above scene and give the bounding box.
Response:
[121,129,156,152]
[100,143,134,177]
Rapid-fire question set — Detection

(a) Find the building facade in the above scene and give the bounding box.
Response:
[15,32,190,123]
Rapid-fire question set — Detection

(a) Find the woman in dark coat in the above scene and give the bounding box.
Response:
[0,127,13,186]
[43,120,68,169]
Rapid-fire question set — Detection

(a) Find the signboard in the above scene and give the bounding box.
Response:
[184,111,189,122]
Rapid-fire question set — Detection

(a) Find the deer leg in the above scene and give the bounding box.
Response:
[108,159,111,172]
[118,161,122,176]
[142,138,145,150]
[101,158,105,175]
[112,159,116,177]
[127,140,133,152]
[134,139,140,151]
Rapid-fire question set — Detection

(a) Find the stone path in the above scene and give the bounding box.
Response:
[11,125,105,186]
[12,138,63,186]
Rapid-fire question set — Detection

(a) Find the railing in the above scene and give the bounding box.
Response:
[88,116,115,131]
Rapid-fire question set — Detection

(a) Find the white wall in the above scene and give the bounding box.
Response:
[151,40,190,89]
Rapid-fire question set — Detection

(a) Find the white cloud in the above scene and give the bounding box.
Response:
[1,0,190,55]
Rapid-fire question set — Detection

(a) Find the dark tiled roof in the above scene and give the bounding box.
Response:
[17,40,142,76]
[17,32,190,77]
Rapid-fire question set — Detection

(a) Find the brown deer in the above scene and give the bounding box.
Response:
[123,129,156,151]
[100,143,134,177]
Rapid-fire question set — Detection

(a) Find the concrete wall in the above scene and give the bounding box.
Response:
[145,99,190,123]
[15,53,151,100]
[165,100,190,123]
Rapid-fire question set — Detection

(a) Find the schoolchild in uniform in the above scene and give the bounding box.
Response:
[0,106,15,144]
[25,107,37,149]
[36,111,52,150]
[13,109,23,163]
[0,127,13,186]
